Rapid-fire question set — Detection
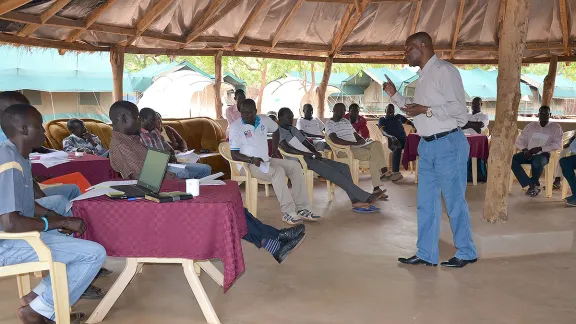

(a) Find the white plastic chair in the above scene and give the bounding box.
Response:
[508,147,560,198]
[325,136,370,185]
[0,231,71,324]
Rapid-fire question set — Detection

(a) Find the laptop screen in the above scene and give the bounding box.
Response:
[138,149,170,192]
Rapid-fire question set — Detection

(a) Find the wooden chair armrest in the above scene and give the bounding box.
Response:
[0,231,52,261]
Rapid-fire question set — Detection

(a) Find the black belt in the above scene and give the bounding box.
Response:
[422,128,459,142]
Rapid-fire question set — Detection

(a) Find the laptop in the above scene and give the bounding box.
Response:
[111,148,170,198]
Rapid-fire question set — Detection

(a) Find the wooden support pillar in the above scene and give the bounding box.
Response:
[317,56,333,118]
[214,51,223,119]
[483,0,530,223]
[110,46,125,102]
[542,54,558,107]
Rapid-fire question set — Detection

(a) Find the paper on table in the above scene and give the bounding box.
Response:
[30,150,71,168]
[200,172,224,181]
[66,187,123,211]
[176,151,200,163]
[200,180,226,186]
[167,163,186,169]
[528,133,549,149]
[87,180,137,190]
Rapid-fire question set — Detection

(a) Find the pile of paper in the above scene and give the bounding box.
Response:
[30,151,71,168]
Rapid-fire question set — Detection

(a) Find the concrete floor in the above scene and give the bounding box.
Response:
[1,172,576,324]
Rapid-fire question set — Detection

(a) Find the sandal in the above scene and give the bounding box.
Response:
[96,267,113,278]
[527,188,541,197]
[352,205,381,213]
[81,284,106,300]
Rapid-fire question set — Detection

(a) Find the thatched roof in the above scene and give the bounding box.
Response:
[0,0,573,64]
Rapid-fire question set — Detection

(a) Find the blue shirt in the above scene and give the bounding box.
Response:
[0,140,35,231]
[378,114,408,140]
[570,136,576,153]
[0,127,7,144]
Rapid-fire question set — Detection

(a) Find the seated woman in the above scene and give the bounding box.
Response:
[278,107,386,212]
[62,119,109,157]
[155,112,188,153]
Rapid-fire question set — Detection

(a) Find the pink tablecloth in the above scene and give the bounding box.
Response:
[72,180,248,291]
[32,154,120,185]
[402,133,490,170]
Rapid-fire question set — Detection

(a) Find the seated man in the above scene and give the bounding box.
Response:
[559,134,576,206]
[462,97,489,135]
[327,103,395,192]
[155,112,188,153]
[0,104,106,324]
[512,106,562,197]
[63,119,109,157]
[225,89,246,138]
[296,104,328,151]
[378,103,415,181]
[278,107,386,211]
[344,103,369,138]
[230,99,321,225]
[267,111,278,122]
[554,134,575,189]
[139,108,211,179]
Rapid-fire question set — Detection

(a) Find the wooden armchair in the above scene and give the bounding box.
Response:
[218,142,271,217]
[0,231,70,324]
[324,136,370,185]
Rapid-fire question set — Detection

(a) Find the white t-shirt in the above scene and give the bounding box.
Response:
[325,118,357,142]
[463,112,490,135]
[229,115,278,160]
[296,117,325,136]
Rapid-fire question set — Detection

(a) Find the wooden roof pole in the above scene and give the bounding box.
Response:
[542,54,559,107]
[0,0,32,16]
[410,0,422,34]
[271,0,306,48]
[65,0,118,43]
[330,0,371,55]
[184,0,242,45]
[17,0,72,37]
[317,56,334,118]
[125,0,174,47]
[449,0,465,59]
[483,0,530,223]
[234,0,268,50]
[214,51,224,119]
[559,0,570,56]
[110,45,125,102]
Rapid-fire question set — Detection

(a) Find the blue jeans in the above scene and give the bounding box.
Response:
[167,163,212,179]
[35,184,81,217]
[42,184,81,201]
[511,152,550,187]
[416,131,477,264]
[560,155,576,198]
[0,232,106,321]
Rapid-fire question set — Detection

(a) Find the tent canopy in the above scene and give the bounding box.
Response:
[0,46,133,93]
[341,67,418,96]
[286,71,350,88]
[0,0,572,64]
[521,73,576,99]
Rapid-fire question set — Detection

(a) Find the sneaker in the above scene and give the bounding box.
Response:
[566,196,576,207]
[273,233,306,264]
[380,171,392,182]
[389,172,403,182]
[297,209,322,222]
[282,212,303,225]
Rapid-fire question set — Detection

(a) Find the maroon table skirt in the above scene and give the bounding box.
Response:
[73,180,248,291]
[401,133,490,170]
[32,154,120,185]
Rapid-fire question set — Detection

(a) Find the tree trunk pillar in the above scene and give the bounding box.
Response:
[214,51,224,119]
[542,54,558,107]
[110,46,125,102]
[317,56,333,118]
[483,0,530,223]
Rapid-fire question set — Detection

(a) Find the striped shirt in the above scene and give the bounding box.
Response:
[109,131,148,179]
[325,118,357,142]
[139,128,169,152]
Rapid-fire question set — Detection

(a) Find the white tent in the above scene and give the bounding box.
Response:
[138,70,234,119]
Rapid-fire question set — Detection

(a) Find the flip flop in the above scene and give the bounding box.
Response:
[352,205,381,213]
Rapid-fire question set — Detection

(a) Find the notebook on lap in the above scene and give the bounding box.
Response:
[111,148,170,198]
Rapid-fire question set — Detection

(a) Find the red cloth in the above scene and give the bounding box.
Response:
[401,133,490,170]
[344,113,370,138]
[32,154,120,185]
[72,180,248,291]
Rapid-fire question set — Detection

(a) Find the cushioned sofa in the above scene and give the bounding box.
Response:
[44,117,230,179]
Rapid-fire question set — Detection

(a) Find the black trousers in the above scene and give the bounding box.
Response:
[242,209,280,248]
[391,137,406,173]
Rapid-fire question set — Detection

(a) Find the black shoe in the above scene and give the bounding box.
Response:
[96,267,113,278]
[398,255,437,266]
[440,257,477,268]
[81,284,106,300]
[274,233,306,264]
[278,224,305,241]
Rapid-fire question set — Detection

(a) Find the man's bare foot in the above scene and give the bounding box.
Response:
[20,292,38,307]
[17,305,46,324]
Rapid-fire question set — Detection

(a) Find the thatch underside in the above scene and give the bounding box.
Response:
[0,0,574,64]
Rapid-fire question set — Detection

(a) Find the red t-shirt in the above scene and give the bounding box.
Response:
[344,113,370,138]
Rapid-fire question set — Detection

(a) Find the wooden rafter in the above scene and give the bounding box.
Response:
[65,0,118,43]
[354,0,361,12]
[271,0,306,48]
[305,0,414,3]
[330,0,371,55]
[410,0,422,34]
[182,0,225,46]
[0,0,32,16]
[560,0,570,56]
[450,0,465,59]
[125,0,174,47]
[184,0,241,45]
[17,0,72,38]
[234,0,268,50]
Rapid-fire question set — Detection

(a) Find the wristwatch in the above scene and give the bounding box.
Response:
[425,108,433,118]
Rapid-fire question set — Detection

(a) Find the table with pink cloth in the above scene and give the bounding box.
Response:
[32,154,120,185]
[73,180,248,324]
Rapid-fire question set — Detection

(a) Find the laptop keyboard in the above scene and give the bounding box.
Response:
[110,185,148,198]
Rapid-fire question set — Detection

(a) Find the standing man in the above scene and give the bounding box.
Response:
[225,89,246,138]
[462,97,490,135]
[384,32,478,268]
[345,103,370,138]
